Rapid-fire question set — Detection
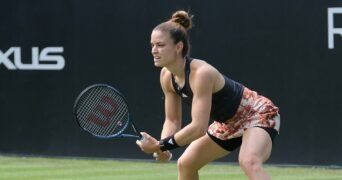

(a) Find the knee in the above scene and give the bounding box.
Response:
[239,155,263,173]
[177,156,196,172]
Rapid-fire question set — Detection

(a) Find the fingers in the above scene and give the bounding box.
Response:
[136,132,148,146]
[140,132,149,138]
[153,151,172,162]
[136,139,141,147]
[139,132,153,142]
[136,132,147,150]
[153,152,158,159]
[168,152,173,161]
[136,132,158,153]
[136,140,144,152]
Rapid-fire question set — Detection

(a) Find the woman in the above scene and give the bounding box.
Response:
[136,10,280,180]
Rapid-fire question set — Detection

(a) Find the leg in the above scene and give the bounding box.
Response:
[177,134,229,180]
[239,127,273,180]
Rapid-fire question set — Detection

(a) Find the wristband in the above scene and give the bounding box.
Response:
[159,135,180,151]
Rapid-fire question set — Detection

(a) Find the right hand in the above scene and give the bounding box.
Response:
[153,150,172,162]
[136,132,159,154]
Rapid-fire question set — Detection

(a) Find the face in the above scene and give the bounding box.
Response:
[150,30,182,67]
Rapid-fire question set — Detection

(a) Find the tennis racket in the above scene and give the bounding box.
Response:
[73,84,143,140]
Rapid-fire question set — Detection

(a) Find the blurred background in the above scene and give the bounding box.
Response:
[0,0,341,166]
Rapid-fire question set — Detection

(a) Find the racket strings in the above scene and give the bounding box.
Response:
[78,88,105,134]
[76,86,130,137]
[101,90,128,135]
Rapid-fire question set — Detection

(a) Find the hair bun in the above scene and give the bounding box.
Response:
[170,10,193,30]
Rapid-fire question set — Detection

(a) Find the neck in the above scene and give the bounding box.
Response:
[166,56,186,78]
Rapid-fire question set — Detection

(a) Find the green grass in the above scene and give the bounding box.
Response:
[0,155,341,180]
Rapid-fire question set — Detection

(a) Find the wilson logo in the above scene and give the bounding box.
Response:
[0,47,65,70]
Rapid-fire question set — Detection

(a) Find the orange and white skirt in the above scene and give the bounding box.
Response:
[208,87,280,141]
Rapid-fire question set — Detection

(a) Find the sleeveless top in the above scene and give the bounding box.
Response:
[171,57,244,122]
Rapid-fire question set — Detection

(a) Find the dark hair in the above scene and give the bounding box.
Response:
[154,10,193,57]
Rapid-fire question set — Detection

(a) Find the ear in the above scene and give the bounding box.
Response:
[176,41,184,55]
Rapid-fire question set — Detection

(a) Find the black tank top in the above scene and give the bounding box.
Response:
[171,57,244,122]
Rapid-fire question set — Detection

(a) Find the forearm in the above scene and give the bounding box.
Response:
[173,122,207,146]
[159,121,207,152]
[161,119,181,138]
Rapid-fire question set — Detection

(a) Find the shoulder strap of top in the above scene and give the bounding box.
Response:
[171,73,180,93]
[170,56,193,94]
[185,56,193,72]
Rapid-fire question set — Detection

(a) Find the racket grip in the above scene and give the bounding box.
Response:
[137,132,144,141]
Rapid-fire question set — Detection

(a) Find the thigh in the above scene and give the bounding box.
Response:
[180,134,230,170]
[239,127,273,162]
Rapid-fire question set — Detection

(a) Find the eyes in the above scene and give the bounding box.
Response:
[150,43,165,48]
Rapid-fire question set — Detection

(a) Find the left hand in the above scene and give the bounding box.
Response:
[136,132,160,154]
[153,151,172,162]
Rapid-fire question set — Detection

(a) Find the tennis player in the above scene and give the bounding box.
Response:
[136,10,280,180]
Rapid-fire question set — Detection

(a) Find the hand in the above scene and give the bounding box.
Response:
[136,132,160,154]
[153,151,172,162]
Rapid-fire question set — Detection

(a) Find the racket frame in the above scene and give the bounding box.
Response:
[73,84,142,140]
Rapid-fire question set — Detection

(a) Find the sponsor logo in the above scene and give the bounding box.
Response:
[0,47,65,70]
[168,138,174,145]
[328,8,342,49]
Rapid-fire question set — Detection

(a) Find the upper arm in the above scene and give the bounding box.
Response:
[160,68,182,124]
[190,66,217,131]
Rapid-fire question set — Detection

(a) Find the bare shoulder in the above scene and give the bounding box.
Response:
[190,59,220,79]
[190,59,224,92]
[160,67,171,78]
[160,67,173,92]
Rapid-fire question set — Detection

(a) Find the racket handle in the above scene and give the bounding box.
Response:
[137,132,145,141]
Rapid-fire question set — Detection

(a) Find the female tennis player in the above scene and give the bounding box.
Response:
[136,10,280,180]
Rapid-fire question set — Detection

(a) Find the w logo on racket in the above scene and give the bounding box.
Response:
[87,96,118,128]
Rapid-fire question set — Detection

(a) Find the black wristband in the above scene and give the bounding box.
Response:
[159,135,180,151]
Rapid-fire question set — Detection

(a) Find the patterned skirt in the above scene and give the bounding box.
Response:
[208,87,280,140]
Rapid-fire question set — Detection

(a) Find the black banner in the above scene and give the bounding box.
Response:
[0,0,341,165]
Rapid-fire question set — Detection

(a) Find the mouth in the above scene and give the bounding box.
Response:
[153,56,161,61]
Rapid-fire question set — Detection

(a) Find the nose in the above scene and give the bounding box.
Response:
[151,45,158,55]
